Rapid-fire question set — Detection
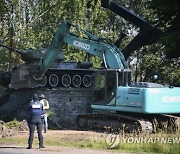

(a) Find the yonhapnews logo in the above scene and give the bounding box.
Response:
[105,133,180,149]
[105,133,120,149]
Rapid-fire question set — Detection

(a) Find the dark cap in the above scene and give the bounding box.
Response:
[33,94,39,101]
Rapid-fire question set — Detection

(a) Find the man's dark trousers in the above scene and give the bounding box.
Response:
[28,118,43,147]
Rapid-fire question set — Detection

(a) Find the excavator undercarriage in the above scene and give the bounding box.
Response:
[76,112,180,134]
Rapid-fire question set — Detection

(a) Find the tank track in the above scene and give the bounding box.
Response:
[0,89,14,106]
[76,113,153,134]
[0,89,36,121]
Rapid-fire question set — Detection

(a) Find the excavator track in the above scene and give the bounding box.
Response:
[76,113,153,134]
[76,113,180,134]
[160,114,180,132]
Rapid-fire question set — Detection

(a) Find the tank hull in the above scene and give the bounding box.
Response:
[0,61,94,129]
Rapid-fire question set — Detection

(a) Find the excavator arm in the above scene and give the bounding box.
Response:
[34,20,128,79]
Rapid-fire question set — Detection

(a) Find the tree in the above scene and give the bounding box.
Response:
[147,0,180,59]
[0,0,179,86]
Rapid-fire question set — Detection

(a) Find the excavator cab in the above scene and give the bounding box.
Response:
[92,69,131,105]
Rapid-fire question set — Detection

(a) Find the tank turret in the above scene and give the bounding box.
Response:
[0,43,65,89]
[17,49,45,62]
[9,49,65,89]
[0,43,65,63]
[16,48,64,63]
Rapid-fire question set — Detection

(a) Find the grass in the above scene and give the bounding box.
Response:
[117,132,180,154]
[0,131,179,154]
[116,140,180,154]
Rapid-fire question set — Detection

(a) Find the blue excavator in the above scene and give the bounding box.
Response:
[0,0,179,133]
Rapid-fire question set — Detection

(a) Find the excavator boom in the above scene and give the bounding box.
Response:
[35,20,128,79]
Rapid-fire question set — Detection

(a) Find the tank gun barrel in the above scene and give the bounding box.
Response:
[0,43,45,62]
[0,43,23,54]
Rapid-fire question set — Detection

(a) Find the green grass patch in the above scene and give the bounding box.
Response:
[0,132,179,154]
[44,138,106,149]
[0,137,27,145]
[116,141,180,154]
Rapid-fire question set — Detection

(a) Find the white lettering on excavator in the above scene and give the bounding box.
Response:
[163,96,180,103]
[73,40,90,50]
[130,102,141,106]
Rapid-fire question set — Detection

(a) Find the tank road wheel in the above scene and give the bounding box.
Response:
[72,75,82,87]
[62,74,71,87]
[39,75,47,87]
[83,75,92,87]
[49,74,59,87]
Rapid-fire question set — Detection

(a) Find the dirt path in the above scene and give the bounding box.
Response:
[0,130,135,154]
[0,145,134,154]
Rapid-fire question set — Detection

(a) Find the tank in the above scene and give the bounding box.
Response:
[0,47,95,129]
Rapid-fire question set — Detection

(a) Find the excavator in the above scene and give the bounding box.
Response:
[0,0,180,133]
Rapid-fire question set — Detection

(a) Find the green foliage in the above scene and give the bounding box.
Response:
[0,132,179,154]
[6,118,19,129]
[147,0,180,59]
[47,110,53,118]
[131,44,180,86]
[0,0,179,85]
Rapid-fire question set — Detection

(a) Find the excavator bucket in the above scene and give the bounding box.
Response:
[101,0,163,59]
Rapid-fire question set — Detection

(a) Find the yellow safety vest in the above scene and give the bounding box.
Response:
[40,99,49,110]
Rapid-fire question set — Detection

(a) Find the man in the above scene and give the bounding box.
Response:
[27,94,45,149]
[39,94,49,133]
